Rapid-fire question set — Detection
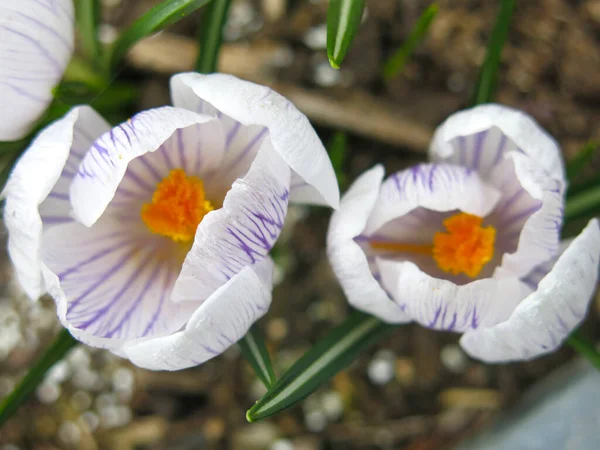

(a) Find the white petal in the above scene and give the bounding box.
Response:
[377,258,532,332]
[122,258,274,371]
[170,72,339,208]
[172,138,290,302]
[327,165,410,323]
[0,0,74,140]
[493,153,564,279]
[2,106,109,299]
[364,163,502,235]
[429,104,565,182]
[41,219,197,349]
[70,107,222,227]
[460,219,600,362]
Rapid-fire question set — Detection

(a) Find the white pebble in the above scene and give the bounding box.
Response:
[368,359,395,385]
[314,62,342,87]
[321,391,344,421]
[67,347,91,368]
[36,382,61,404]
[270,439,295,450]
[58,421,81,446]
[440,344,468,373]
[46,360,71,384]
[71,390,93,411]
[112,367,134,393]
[79,411,100,432]
[305,410,327,432]
[303,24,328,50]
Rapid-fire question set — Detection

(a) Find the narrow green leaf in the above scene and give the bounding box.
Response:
[470,0,516,106]
[566,140,599,184]
[76,0,102,65]
[566,329,600,371]
[383,4,438,80]
[327,0,366,69]
[564,184,600,223]
[110,0,214,71]
[238,326,277,389]
[196,0,232,74]
[0,329,78,428]
[328,131,348,189]
[246,311,395,422]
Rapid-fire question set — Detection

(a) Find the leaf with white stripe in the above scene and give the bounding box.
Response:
[238,326,276,389]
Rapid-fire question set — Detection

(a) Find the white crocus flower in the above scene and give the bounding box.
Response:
[3,73,339,370]
[328,104,600,363]
[0,0,74,140]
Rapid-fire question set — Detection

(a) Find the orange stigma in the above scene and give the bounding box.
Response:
[369,212,496,278]
[141,169,214,242]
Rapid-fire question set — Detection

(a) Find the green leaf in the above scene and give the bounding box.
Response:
[0,329,78,428]
[75,0,102,66]
[238,326,277,389]
[246,311,395,422]
[470,0,516,106]
[110,0,214,71]
[383,4,438,80]
[327,0,366,69]
[564,184,600,223]
[196,0,232,74]
[566,329,600,371]
[328,131,348,189]
[566,140,600,185]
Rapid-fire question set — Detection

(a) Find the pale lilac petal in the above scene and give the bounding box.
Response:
[172,139,290,302]
[429,104,564,182]
[364,163,502,235]
[70,107,223,227]
[377,258,532,332]
[460,219,600,362]
[41,219,197,349]
[0,0,74,140]
[170,72,339,208]
[327,165,410,323]
[122,258,274,370]
[2,106,109,300]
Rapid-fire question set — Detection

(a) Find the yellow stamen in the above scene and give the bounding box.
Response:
[369,212,496,278]
[141,169,214,242]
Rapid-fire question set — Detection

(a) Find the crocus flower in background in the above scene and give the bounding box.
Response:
[0,0,74,141]
[2,73,339,370]
[328,104,600,363]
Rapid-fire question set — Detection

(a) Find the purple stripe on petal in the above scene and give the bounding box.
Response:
[142,266,175,336]
[225,121,242,149]
[1,27,62,72]
[47,192,69,200]
[500,204,542,227]
[492,134,508,167]
[160,144,174,170]
[0,81,47,102]
[124,168,154,192]
[137,155,163,182]
[472,131,486,169]
[177,128,186,172]
[16,12,73,51]
[227,128,268,171]
[58,237,131,280]
[42,215,72,224]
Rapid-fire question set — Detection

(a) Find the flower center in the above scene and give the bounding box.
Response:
[370,212,496,278]
[141,169,214,242]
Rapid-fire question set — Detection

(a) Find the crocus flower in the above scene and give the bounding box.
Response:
[0,0,74,140]
[3,73,339,370]
[328,104,600,363]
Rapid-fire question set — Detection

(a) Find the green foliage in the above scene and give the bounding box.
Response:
[327,0,366,69]
[196,0,232,73]
[238,326,277,389]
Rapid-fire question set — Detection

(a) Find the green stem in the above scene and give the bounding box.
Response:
[0,330,78,428]
[471,0,516,106]
[238,327,277,389]
[76,0,101,66]
[566,330,600,371]
[564,185,600,223]
[195,0,232,73]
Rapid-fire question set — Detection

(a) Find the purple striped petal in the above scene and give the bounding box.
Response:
[122,257,274,370]
[3,106,109,300]
[0,0,74,140]
[429,104,565,182]
[172,139,290,303]
[460,219,600,362]
[364,163,502,235]
[41,219,197,349]
[70,107,224,227]
[170,73,339,208]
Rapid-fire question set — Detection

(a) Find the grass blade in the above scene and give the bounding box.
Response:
[566,140,599,185]
[76,0,102,65]
[328,131,348,189]
[238,326,277,389]
[196,0,232,73]
[566,329,600,371]
[110,0,214,71]
[383,4,438,80]
[246,311,395,422]
[327,0,366,69]
[564,184,600,223]
[470,0,516,106]
[0,329,78,428]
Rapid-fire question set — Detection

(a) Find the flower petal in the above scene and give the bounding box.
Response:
[170,72,339,208]
[377,258,532,332]
[172,138,290,302]
[70,106,222,227]
[364,163,502,235]
[2,106,109,300]
[460,219,600,362]
[41,219,197,349]
[327,165,410,323]
[0,0,74,140]
[122,258,273,370]
[429,104,564,182]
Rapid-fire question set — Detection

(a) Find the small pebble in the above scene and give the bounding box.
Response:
[368,352,396,386]
[303,24,328,50]
[320,391,344,421]
[305,410,327,432]
[79,411,100,432]
[58,421,81,446]
[270,439,295,450]
[313,62,342,87]
[71,390,93,411]
[46,360,71,384]
[440,344,469,373]
[36,382,61,404]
